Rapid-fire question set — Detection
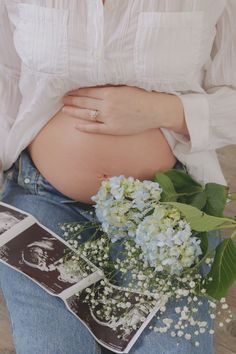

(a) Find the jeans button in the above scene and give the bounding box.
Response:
[24,177,31,184]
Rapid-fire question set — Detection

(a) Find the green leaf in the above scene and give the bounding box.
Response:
[163,169,203,194]
[203,183,229,217]
[183,192,207,211]
[205,238,236,299]
[154,172,177,202]
[164,202,234,232]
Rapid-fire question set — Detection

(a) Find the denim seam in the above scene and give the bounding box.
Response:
[19,156,39,194]
[34,170,41,195]
[18,153,22,178]
[17,154,24,189]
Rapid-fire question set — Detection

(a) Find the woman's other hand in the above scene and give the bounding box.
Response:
[62,85,189,136]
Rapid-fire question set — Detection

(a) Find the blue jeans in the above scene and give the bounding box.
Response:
[0,148,218,354]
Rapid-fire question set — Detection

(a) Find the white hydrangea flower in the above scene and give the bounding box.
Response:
[135,204,202,275]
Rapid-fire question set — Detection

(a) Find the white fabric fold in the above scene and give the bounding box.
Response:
[0,0,236,189]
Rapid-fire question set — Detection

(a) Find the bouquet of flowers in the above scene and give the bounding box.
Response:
[59,169,236,349]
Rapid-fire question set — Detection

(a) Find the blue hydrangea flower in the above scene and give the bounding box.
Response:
[135,205,202,275]
[91,175,162,242]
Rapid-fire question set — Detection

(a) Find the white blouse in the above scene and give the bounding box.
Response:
[0,0,236,188]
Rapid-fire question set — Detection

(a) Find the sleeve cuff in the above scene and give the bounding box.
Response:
[171,93,210,153]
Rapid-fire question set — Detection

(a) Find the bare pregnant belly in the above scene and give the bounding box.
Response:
[27,110,177,204]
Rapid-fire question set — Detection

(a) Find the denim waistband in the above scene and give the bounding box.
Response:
[4,148,96,212]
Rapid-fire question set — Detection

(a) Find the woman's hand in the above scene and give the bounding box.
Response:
[62,85,189,136]
[62,85,159,135]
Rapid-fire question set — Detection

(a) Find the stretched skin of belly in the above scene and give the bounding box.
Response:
[27,109,177,204]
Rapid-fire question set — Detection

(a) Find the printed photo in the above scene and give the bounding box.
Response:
[0,223,86,295]
[0,203,28,223]
[0,204,29,235]
[66,286,157,353]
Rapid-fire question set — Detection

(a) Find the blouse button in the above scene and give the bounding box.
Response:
[24,177,31,184]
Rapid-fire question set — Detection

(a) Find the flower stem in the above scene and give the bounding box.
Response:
[215,223,236,230]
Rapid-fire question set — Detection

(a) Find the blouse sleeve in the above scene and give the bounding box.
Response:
[171,0,236,153]
[0,1,21,185]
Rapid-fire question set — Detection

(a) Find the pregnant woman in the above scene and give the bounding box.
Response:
[0,1,236,353]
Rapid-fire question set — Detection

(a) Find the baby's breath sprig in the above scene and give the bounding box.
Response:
[59,174,236,348]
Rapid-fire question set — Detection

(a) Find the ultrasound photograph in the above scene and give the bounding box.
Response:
[0,223,88,295]
[0,201,159,353]
[0,203,28,235]
[66,285,159,353]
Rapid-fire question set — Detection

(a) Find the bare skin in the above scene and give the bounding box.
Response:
[27,107,177,204]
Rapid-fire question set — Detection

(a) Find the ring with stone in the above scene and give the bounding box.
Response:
[89,110,99,121]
